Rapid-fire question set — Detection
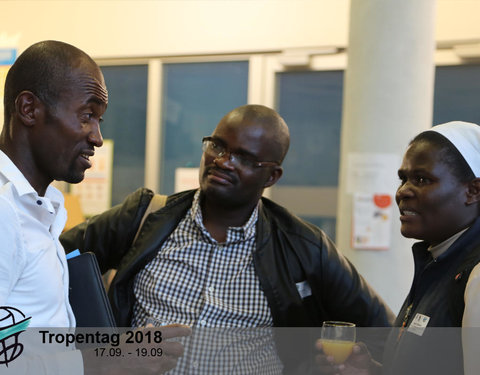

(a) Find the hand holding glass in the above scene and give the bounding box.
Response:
[320,321,356,364]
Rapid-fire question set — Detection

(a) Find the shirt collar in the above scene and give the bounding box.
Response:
[428,227,469,260]
[190,189,258,241]
[44,184,65,211]
[0,150,64,209]
[0,150,37,197]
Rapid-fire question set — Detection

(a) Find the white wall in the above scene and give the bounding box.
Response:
[436,0,480,42]
[2,0,480,58]
[1,0,349,57]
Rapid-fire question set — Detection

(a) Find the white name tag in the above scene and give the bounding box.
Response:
[296,280,312,298]
[408,313,430,336]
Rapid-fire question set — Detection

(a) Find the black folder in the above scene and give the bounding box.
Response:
[67,252,116,327]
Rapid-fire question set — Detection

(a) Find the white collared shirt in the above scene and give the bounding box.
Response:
[0,150,75,327]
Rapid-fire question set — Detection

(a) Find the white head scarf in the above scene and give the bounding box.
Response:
[428,121,480,178]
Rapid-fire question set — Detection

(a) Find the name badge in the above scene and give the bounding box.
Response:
[408,313,430,336]
[296,280,312,299]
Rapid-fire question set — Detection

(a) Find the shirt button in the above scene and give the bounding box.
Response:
[199,319,207,326]
[36,200,42,205]
[192,361,199,369]
[207,286,214,293]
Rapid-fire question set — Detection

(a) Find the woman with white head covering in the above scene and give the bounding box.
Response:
[318,121,480,375]
[384,121,480,375]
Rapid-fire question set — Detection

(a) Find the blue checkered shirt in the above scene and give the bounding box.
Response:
[132,190,283,374]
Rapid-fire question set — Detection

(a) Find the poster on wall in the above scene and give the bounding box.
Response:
[352,193,393,250]
[174,167,199,193]
[0,33,19,130]
[70,139,114,216]
[346,152,400,250]
[346,152,400,194]
[0,48,16,88]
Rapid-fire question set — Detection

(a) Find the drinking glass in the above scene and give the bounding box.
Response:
[145,316,164,327]
[320,321,356,364]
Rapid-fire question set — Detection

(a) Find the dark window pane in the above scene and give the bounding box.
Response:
[274,70,344,233]
[160,61,248,194]
[100,65,148,205]
[276,70,343,186]
[433,65,480,125]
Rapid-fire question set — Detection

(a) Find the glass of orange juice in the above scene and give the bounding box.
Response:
[320,321,356,364]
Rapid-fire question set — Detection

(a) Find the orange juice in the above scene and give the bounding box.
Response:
[321,339,354,364]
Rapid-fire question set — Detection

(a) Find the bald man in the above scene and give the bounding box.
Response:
[61,104,394,373]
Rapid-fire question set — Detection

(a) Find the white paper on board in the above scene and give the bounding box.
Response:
[352,192,393,250]
[346,152,401,195]
[175,167,199,193]
[71,139,114,216]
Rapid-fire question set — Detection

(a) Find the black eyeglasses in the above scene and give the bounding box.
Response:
[202,137,279,169]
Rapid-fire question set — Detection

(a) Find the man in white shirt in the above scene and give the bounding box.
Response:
[0,40,108,328]
[0,40,189,375]
[0,40,107,374]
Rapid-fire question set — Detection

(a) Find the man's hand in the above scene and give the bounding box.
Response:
[83,324,192,375]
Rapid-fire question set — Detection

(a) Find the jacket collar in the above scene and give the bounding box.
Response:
[412,216,480,264]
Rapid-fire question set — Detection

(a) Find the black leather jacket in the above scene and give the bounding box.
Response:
[61,188,394,327]
[61,188,394,370]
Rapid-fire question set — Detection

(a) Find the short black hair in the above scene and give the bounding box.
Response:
[3,40,95,125]
[411,130,475,183]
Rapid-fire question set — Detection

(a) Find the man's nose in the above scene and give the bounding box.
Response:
[88,123,104,148]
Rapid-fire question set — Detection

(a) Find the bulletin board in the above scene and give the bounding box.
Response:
[70,140,114,216]
[0,47,17,128]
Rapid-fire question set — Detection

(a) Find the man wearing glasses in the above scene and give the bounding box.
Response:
[61,104,393,373]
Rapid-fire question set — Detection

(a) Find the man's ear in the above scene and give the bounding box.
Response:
[466,178,480,205]
[15,91,41,127]
[263,166,283,188]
